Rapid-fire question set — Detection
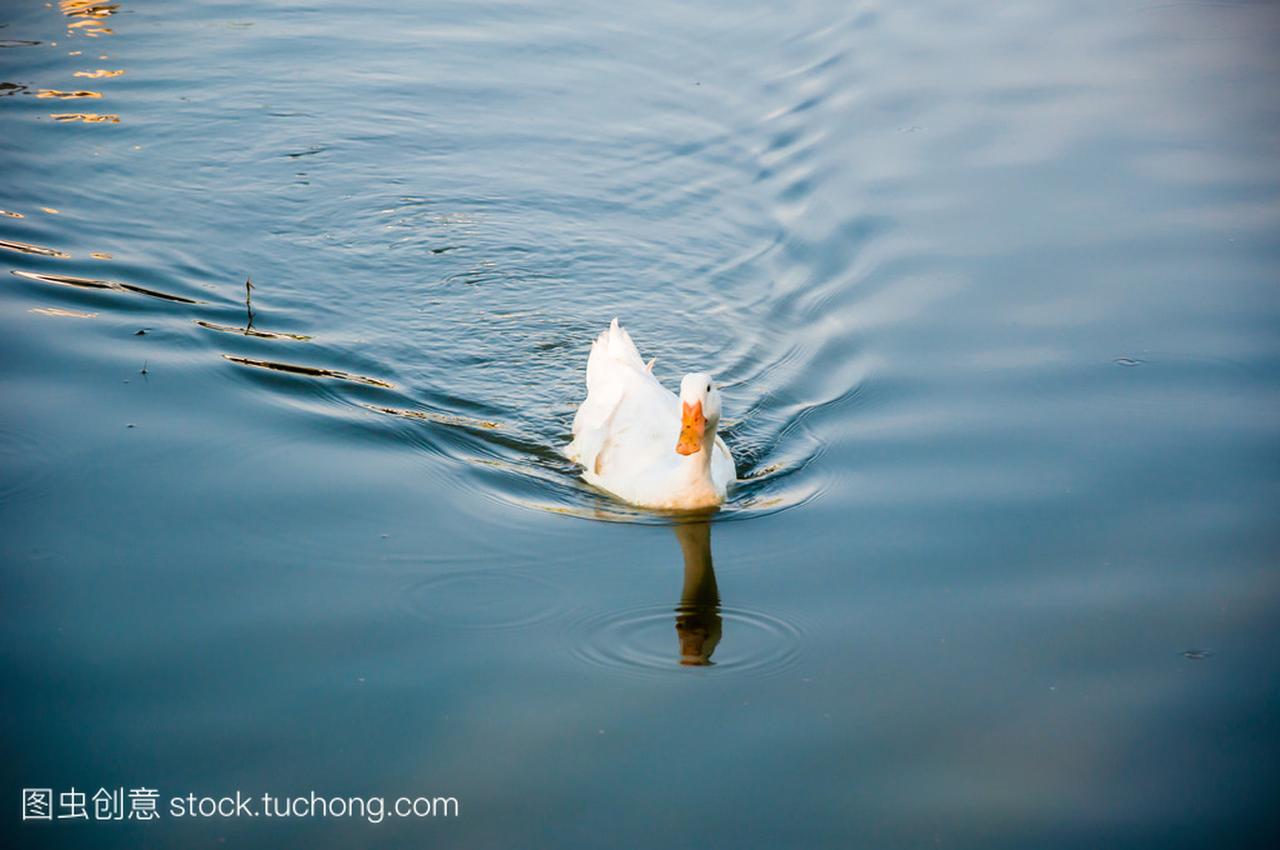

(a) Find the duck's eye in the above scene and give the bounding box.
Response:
[706,384,711,392]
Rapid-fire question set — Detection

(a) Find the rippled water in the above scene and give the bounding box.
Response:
[3,1,1278,847]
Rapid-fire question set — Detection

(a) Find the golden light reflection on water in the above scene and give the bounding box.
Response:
[60,1,119,16]
[0,239,71,259]
[363,403,503,431]
[223,355,394,389]
[50,112,119,123]
[66,21,114,37]
[11,269,200,304]
[30,306,98,319]
[48,2,124,121]
[38,89,103,99]
[195,320,311,341]
[60,1,119,38]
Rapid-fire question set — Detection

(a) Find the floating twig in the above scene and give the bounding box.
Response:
[244,276,255,332]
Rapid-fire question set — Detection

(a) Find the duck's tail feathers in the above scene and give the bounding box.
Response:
[585,317,645,388]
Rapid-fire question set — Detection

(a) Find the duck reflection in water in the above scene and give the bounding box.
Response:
[673,520,722,666]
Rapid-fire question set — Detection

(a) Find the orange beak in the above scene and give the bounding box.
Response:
[676,401,706,455]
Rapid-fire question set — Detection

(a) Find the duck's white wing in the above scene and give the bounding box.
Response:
[566,318,671,474]
[711,435,737,491]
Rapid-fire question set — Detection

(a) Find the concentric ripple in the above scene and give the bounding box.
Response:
[398,569,573,631]
[567,603,804,678]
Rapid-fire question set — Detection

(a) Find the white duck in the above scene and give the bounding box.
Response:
[565,319,736,510]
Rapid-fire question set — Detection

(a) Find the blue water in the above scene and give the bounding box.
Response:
[3,1,1278,847]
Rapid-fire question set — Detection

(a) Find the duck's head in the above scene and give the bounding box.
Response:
[676,372,722,456]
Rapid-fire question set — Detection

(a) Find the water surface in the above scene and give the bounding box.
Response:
[3,1,1278,847]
